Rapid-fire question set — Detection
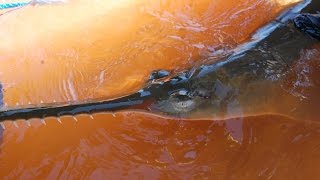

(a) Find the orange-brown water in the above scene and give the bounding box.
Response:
[0,0,300,106]
[1,112,320,179]
[1,0,320,179]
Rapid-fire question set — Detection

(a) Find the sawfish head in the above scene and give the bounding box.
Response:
[146,68,233,117]
[148,13,320,118]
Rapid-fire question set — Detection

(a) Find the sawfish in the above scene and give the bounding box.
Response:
[0,0,319,126]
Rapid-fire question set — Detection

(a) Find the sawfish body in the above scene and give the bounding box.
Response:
[143,14,320,118]
[0,3,319,123]
[0,0,306,106]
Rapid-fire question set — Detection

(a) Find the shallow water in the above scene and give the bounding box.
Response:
[0,0,300,106]
[0,0,320,179]
[1,113,320,179]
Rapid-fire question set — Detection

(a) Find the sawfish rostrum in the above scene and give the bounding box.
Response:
[0,9,319,122]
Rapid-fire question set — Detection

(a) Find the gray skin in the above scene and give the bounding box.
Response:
[144,2,320,119]
[147,21,319,118]
[0,1,318,122]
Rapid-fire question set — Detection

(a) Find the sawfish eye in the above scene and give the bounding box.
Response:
[169,89,191,100]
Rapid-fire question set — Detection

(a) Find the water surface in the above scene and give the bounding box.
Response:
[0,0,319,179]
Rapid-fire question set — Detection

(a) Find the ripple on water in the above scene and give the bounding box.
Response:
[0,0,303,107]
[0,113,320,179]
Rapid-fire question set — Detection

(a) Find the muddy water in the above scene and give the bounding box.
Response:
[1,0,320,179]
[2,36,319,179]
[0,0,300,106]
[1,113,320,179]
